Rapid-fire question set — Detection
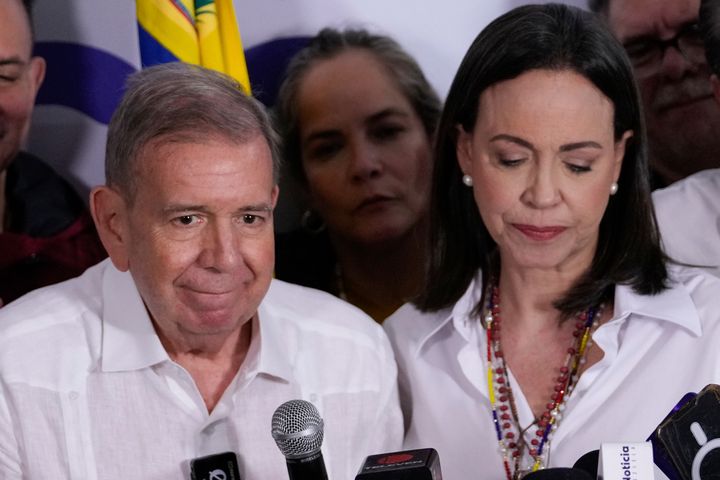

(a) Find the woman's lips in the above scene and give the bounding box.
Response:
[513,224,567,241]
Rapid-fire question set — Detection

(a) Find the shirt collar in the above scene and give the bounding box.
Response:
[414,266,702,357]
[415,271,485,356]
[252,293,294,382]
[613,266,702,336]
[101,261,169,372]
[101,268,298,379]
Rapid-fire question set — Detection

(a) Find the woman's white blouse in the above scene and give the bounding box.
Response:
[384,265,720,480]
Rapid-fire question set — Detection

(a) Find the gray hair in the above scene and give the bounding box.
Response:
[106,62,280,200]
[274,27,441,184]
[701,0,720,75]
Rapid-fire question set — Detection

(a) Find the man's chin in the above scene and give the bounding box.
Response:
[172,317,248,343]
[186,306,247,330]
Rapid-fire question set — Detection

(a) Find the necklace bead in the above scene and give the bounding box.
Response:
[484,283,601,480]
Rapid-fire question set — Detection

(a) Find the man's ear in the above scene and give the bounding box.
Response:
[27,56,46,98]
[89,186,130,271]
[271,184,279,209]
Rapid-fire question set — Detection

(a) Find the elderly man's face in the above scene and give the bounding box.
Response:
[608,0,720,183]
[114,135,278,346]
[0,0,45,171]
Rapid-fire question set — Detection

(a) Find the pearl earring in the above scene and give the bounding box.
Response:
[610,182,618,195]
[462,174,474,187]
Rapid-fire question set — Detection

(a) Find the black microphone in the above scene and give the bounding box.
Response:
[650,384,720,480]
[271,399,329,480]
[521,467,594,480]
[572,450,599,477]
[355,448,442,479]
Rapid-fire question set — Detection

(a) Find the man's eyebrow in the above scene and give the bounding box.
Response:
[622,21,699,46]
[239,204,274,213]
[163,204,209,215]
[162,204,274,215]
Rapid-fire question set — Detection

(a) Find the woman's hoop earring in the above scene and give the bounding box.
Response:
[300,209,326,234]
[610,182,618,195]
[462,174,474,187]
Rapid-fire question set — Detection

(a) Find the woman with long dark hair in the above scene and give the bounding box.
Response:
[385,4,720,479]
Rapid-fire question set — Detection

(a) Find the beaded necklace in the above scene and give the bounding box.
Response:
[484,284,601,480]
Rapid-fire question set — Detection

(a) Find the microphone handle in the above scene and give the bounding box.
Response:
[286,451,329,480]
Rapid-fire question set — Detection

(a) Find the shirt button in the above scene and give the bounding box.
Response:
[69,392,79,400]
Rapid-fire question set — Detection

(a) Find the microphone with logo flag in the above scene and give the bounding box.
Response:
[190,451,241,480]
[651,384,720,480]
[355,448,442,479]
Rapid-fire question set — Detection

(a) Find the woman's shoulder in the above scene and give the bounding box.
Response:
[609,265,720,344]
[385,272,481,349]
[667,262,720,287]
[384,302,452,353]
[667,263,720,308]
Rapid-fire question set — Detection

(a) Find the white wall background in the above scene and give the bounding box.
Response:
[26,0,588,198]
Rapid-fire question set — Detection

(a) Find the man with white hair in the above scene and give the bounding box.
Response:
[0,62,401,479]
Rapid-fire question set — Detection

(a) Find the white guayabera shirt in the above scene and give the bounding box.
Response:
[0,259,402,479]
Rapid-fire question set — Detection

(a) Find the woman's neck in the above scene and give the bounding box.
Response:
[492,259,606,418]
[496,259,587,330]
[332,228,427,322]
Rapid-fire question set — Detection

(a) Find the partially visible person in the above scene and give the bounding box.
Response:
[0,0,106,307]
[653,0,720,277]
[0,63,401,478]
[702,0,720,83]
[653,171,720,275]
[589,0,720,187]
[274,28,440,322]
[385,4,720,479]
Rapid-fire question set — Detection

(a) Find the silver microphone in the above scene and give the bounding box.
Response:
[271,399,328,480]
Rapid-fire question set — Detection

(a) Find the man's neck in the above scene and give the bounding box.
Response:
[159,317,254,413]
[0,169,6,233]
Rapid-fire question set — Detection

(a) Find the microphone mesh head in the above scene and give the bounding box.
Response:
[271,399,324,459]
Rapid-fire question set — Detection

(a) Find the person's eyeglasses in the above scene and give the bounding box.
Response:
[623,22,706,77]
